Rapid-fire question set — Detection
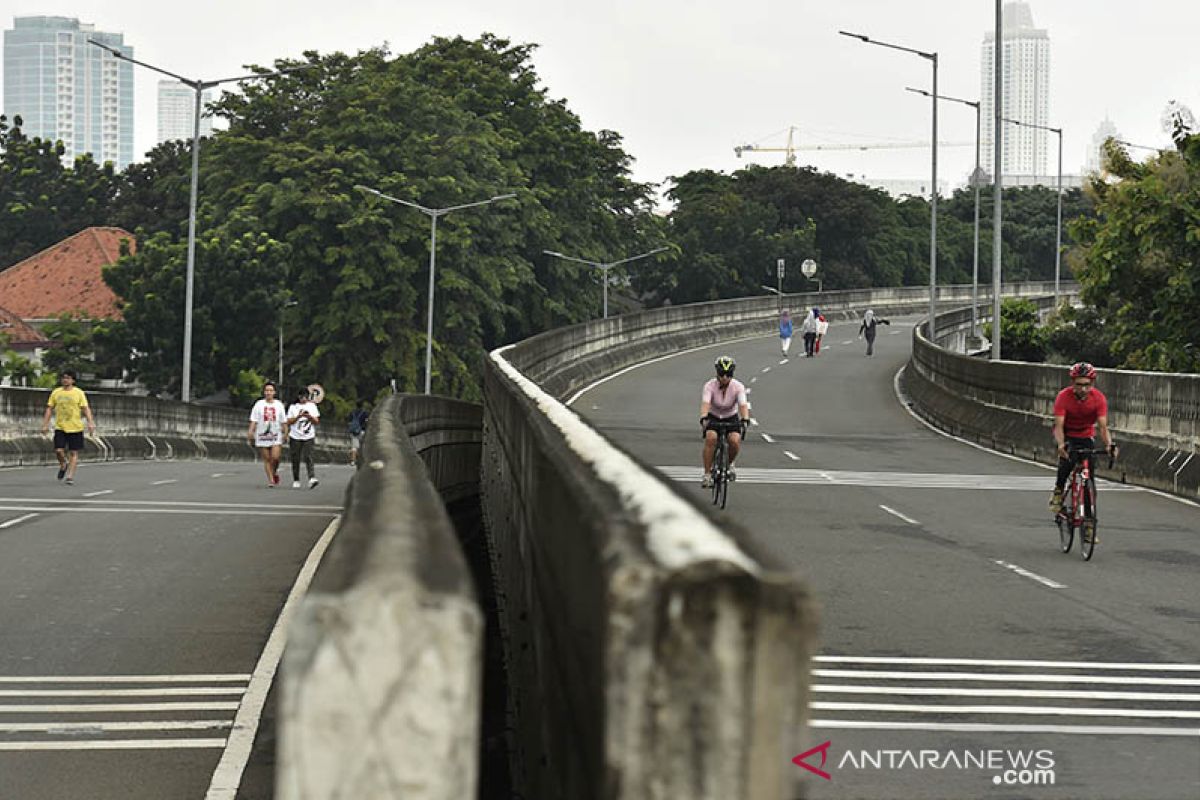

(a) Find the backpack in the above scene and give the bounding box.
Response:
[348,409,369,435]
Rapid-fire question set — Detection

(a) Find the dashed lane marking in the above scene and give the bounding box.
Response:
[994,559,1067,590]
[761,433,776,443]
[784,451,801,461]
[655,467,1143,491]
[81,490,113,498]
[879,504,920,525]
[0,513,38,530]
[152,479,178,486]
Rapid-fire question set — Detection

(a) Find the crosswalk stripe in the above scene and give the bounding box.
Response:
[813,685,1200,702]
[813,669,1200,686]
[0,702,240,713]
[0,739,228,751]
[0,675,250,683]
[812,701,1200,719]
[0,720,234,733]
[815,656,1200,671]
[810,720,1200,737]
[0,688,245,697]
[657,466,1141,491]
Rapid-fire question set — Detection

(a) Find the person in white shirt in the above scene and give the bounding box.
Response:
[286,387,321,489]
[247,381,289,487]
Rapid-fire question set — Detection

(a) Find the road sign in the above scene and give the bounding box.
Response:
[306,383,325,404]
[777,258,785,280]
[801,259,817,278]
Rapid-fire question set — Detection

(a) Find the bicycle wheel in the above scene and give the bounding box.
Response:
[1081,477,1098,561]
[711,440,724,506]
[1057,513,1074,553]
[716,440,730,509]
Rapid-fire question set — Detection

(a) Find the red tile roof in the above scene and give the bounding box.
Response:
[0,304,49,346]
[0,227,133,320]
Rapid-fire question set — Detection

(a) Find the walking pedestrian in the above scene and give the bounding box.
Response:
[348,400,371,466]
[779,309,793,357]
[247,381,289,487]
[800,308,819,357]
[858,309,891,356]
[286,387,321,489]
[815,309,829,355]
[40,369,96,486]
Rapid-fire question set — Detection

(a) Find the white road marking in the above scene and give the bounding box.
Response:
[655,466,1142,491]
[813,669,1200,686]
[889,330,902,334]
[815,655,1200,671]
[811,701,1200,719]
[761,366,771,373]
[784,451,801,461]
[749,418,759,426]
[842,340,853,345]
[879,504,919,525]
[205,516,341,800]
[813,685,1200,702]
[750,376,758,384]
[779,358,788,365]
[0,513,38,529]
[210,473,228,478]
[0,497,342,511]
[0,687,244,697]
[0,720,234,733]
[995,559,1067,589]
[761,433,776,443]
[810,720,1200,737]
[0,739,227,751]
[0,506,336,518]
[82,490,113,497]
[0,674,250,683]
[0,702,239,713]
[151,479,178,486]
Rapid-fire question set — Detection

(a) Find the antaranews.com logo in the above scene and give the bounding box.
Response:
[794,741,1056,787]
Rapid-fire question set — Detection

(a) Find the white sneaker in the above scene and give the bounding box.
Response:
[292,481,301,489]
[727,467,737,482]
[701,474,713,489]
[308,477,320,489]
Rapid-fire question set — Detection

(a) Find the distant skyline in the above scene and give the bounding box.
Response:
[0,1,1195,196]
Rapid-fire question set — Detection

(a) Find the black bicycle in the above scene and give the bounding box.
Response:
[1055,446,1115,561]
[706,419,744,510]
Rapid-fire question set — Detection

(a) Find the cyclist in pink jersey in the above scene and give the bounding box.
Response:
[700,355,750,488]
[1050,362,1117,514]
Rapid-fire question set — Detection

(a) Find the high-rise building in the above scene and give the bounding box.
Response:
[3,16,134,170]
[980,2,1050,178]
[1085,117,1120,174]
[157,81,213,145]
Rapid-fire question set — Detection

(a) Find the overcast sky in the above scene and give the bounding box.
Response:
[4,0,1197,196]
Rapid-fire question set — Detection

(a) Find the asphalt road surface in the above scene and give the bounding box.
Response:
[0,459,352,800]
[576,317,1199,800]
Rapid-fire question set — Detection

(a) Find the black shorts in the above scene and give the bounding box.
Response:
[53,430,85,451]
[704,414,743,436]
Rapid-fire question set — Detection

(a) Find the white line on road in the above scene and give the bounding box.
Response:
[0,720,234,733]
[0,506,337,518]
[842,340,853,345]
[779,359,788,365]
[205,516,341,800]
[0,513,38,529]
[749,418,759,426]
[761,366,771,373]
[810,720,1200,737]
[811,701,1200,719]
[750,377,758,384]
[0,497,342,511]
[995,559,1066,590]
[812,685,1200,702]
[784,451,801,461]
[151,479,178,486]
[0,739,228,751]
[761,433,776,443]
[879,504,919,525]
[81,490,113,497]
[815,655,1200,671]
[0,702,239,713]
[812,669,1200,686]
[0,687,245,697]
[210,473,228,478]
[0,674,249,683]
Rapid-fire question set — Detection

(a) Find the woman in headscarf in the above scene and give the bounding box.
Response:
[858,309,890,356]
[800,307,819,357]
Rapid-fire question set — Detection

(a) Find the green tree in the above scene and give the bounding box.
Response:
[983,298,1048,362]
[39,314,96,377]
[1068,133,1200,372]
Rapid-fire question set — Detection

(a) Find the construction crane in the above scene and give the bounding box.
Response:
[734,125,971,166]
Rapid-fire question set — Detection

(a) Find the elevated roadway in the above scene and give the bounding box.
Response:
[576,316,1200,799]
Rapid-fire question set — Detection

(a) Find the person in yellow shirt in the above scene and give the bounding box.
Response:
[40,370,97,485]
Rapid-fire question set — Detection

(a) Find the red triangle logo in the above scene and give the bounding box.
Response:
[792,740,832,780]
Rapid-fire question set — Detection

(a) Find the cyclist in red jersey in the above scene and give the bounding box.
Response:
[1050,362,1117,514]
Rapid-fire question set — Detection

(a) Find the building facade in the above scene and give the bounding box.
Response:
[980,2,1050,178]
[1085,117,1120,174]
[3,16,134,170]
[157,80,213,145]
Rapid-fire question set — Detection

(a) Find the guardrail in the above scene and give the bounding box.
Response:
[277,395,484,800]
[905,303,1200,498]
[0,386,349,466]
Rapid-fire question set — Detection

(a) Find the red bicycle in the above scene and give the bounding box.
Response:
[1055,447,1114,561]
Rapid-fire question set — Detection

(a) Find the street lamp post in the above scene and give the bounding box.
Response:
[1003,116,1064,309]
[355,185,515,395]
[88,40,304,402]
[841,31,939,341]
[543,247,669,319]
[908,88,983,340]
[992,0,1004,361]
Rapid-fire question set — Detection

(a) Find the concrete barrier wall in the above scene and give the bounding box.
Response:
[906,306,1200,498]
[482,348,816,800]
[511,281,1066,401]
[0,386,350,467]
[277,395,483,800]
